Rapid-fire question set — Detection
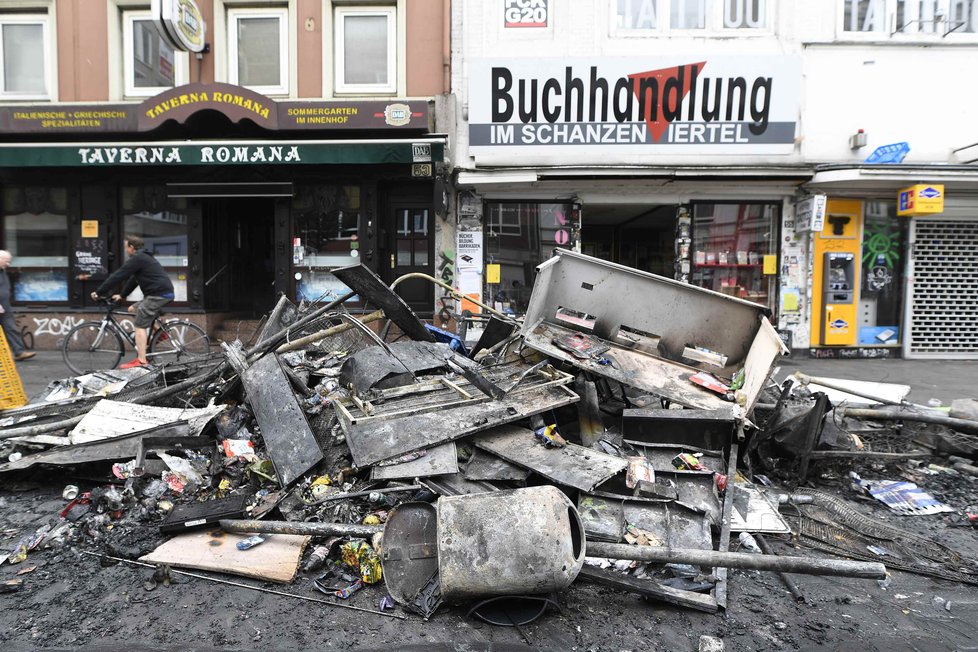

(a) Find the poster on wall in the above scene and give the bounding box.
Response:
[468,56,801,162]
[72,236,109,280]
[456,230,484,314]
[15,270,69,302]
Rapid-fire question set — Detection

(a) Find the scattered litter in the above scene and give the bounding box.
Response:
[851,472,954,515]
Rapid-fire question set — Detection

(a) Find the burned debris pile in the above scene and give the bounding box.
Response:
[2,250,976,625]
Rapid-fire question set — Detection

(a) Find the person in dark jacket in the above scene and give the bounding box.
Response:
[0,250,35,361]
[91,235,175,368]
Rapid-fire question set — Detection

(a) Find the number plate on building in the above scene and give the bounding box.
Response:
[412,163,433,177]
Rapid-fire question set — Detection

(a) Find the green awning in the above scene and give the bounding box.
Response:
[0,138,445,167]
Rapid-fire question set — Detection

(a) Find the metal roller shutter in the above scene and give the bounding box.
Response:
[905,217,978,359]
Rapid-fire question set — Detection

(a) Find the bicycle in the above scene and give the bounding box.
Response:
[61,299,210,375]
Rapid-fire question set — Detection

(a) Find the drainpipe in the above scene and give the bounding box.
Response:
[442,0,451,92]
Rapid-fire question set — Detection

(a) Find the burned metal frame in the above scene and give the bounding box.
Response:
[520,249,786,412]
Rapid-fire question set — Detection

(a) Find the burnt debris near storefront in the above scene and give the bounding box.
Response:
[2,252,977,648]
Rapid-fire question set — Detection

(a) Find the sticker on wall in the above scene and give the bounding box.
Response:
[81,220,99,238]
[293,237,303,265]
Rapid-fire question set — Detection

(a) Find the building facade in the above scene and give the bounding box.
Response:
[449,0,978,359]
[0,0,450,348]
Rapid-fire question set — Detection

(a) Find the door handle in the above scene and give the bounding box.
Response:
[390,253,395,269]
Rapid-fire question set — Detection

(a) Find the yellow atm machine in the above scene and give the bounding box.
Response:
[821,252,857,345]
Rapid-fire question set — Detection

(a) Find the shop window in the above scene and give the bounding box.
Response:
[292,185,362,302]
[0,14,50,99]
[843,0,976,36]
[228,7,289,95]
[121,187,190,302]
[334,6,397,94]
[485,202,574,315]
[690,202,779,312]
[614,0,767,31]
[123,11,188,98]
[671,0,707,29]
[2,186,69,302]
[858,201,905,345]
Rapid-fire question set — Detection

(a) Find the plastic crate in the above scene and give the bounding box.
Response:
[0,327,27,410]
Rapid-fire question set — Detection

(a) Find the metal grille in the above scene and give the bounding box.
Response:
[907,218,978,358]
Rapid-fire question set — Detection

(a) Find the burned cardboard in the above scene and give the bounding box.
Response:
[241,353,323,487]
[331,263,435,343]
[471,424,628,492]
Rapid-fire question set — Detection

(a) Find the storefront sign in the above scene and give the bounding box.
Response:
[0,84,429,134]
[468,56,801,159]
[795,194,827,232]
[0,140,445,167]
[504,0,549,27]
[0,106,136,133]
[898,184,944,216]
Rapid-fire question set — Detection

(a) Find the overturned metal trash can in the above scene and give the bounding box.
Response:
[437,485,586,601]
[382,486,587,615]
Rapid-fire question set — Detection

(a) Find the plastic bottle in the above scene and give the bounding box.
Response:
[304,545,330,573]
[738,532,761,553]
[367,491,391,506]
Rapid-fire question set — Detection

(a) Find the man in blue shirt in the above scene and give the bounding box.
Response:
[91,235,175,368]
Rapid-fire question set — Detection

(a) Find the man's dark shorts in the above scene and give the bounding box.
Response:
[133,296,172,329]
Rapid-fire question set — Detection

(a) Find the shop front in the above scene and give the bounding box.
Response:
[0,83,443,349]
[803,165,978,359]
[457,53,808,335]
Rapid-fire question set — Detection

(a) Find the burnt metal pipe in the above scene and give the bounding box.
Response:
[220,519,383,539]
[754,533,805,602]
[839,406,978,435]
[587,542,886,579]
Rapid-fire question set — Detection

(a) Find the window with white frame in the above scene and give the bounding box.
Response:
[123,11,187,97]
[334,6,396,94]
[0,14,49,98]
[228,7,289,95]
[844,0,977,35]
[614,0,767,31]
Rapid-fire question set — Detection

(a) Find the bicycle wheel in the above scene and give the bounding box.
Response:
[148,320,211,366]
[62,322,125,375]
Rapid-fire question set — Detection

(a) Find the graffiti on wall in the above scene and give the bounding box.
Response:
[437,249,456,326]
[32,315,138,338]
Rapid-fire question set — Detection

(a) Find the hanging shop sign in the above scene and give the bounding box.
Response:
[468,56,801,160]
[898,184,944,217]
[152,0,206,53]
[795,194,827,232]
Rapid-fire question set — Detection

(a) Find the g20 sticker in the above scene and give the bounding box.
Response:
[504,0,549,28]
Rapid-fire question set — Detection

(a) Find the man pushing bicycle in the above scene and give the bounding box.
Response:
[91,235,175,369]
